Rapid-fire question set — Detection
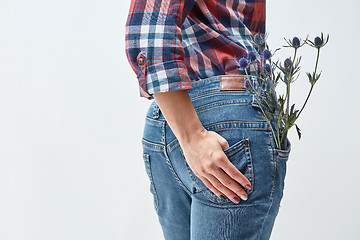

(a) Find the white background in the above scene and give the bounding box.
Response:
[0,0,359,239]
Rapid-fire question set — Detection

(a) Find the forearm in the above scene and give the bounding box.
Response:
[153,90,205,145]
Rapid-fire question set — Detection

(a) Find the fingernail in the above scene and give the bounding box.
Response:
[232,196,240,204]
[245,185,252,190]
[240,194,248,201]
[219,195,226,200]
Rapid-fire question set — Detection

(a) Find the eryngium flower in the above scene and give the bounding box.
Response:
[292,37,300,47]
[262,49,272,60]
[314,36,323,48]
[263,63,271,75]
[247,51,257,62]
[238,57,249,69]
[284,58,293,71]
[254,34,264,45]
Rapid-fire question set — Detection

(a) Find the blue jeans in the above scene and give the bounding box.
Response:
[141,74,291,240]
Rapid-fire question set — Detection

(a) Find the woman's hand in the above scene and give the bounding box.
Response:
[179,128,252,204]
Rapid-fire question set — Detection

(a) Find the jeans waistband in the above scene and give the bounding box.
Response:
[148,74,259,120]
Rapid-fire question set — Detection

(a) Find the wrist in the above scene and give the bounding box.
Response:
[178,125,207,146]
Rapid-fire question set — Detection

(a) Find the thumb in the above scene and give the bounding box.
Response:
[215,133,229,151]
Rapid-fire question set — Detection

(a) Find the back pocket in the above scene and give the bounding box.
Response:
[181,137,254,205]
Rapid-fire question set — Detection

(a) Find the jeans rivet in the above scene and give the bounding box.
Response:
[243,139,249,145]
[275,151,279,156]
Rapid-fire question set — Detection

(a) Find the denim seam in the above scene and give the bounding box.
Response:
[145,117,164,126]
[268,129,276,199]
[180,147,204,195]
[190,90,250,101]
[143,153,159,211]
[194,99,252,113]
[142,139,163,152]
[204,121,270,130]
[162,123,192,196]
[257,197,274,239]
[194,197,268,209]
[167,139,182,152]
[244,143,254,195]
[189,89,219,100]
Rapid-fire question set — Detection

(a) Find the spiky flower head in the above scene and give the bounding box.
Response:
[314,36,323,48]
[263,63,272,75]
[262,49,272,60]
[284,58,293,71]
[254,33,264,45]
[247,51,257,62]
[304,32,329,49]
[292,37,300,48]
[238,57,249,69]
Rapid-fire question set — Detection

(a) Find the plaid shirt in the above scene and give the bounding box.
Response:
[125,0,266,100]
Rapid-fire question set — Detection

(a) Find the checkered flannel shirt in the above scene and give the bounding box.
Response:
[125,0,266,100]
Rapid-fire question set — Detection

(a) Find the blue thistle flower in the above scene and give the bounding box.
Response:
[263,63,271,75]
[254,34,263,45]
[254,33,265,47]
[292,37,300,48]
[238,57,249,69]
[284,58,293,71]
[247,51,257,62]
[314,36,323,48]
[262,49,272,60]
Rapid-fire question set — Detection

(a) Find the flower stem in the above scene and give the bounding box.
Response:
[296,47,320,119]
[292,48,298,65]
[314,48,320,74]
[296,84,314,119]
[245,69,280,149]
[286,79,290,116]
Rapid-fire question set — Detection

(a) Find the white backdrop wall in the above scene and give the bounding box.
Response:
[0,0,359,239]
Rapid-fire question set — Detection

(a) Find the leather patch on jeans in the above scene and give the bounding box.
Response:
[219,75,246,91]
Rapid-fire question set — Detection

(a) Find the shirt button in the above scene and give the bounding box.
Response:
[138,57,145,65]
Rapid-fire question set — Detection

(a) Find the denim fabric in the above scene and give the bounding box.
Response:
[141,74,291,240]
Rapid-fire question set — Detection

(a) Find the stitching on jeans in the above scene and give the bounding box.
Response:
[145,116,164,126]
[194,99,251,112]
[190,90,251,101]
[204,121,270,130]
[189,89,219,100]
[162,123,192,196]
[142,139,163,152]
[257,198,274,239]
[195,100,252,113]
[143,153,159,211]
[179,147,203,195]
[268,129,276,199]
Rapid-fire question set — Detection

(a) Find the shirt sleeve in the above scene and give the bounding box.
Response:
[125,0,197,100]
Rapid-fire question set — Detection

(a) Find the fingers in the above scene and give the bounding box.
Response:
[219,158,252,192]
[209,167,249,202]
[203,173,246,204]
[196,157,251,204]
[197,175,225,199]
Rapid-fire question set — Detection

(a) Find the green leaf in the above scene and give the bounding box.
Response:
[295,124,302,140]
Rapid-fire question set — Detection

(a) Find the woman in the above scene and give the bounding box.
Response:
[125,0,291,239]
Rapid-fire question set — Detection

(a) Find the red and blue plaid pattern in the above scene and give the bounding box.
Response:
[125,0,266,100]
